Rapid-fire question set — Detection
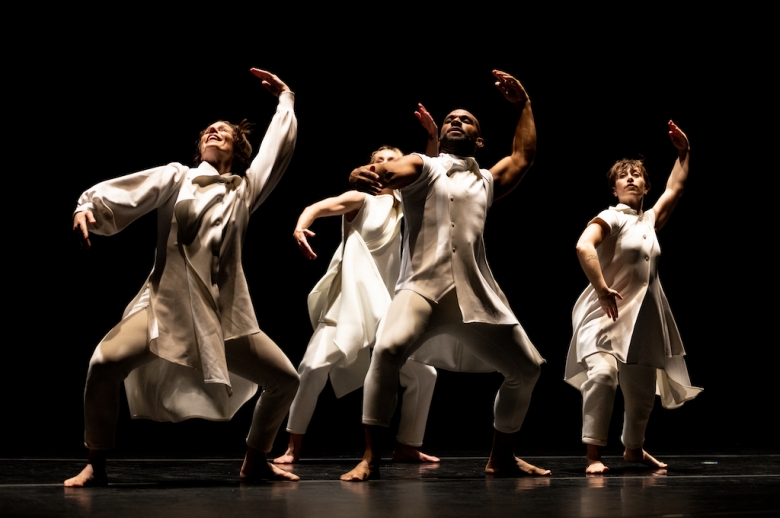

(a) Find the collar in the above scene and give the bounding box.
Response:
[609,203,640,216]
[192,162,243,190]
[440,153,481,177]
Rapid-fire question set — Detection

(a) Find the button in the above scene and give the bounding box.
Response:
[449,196,454,201]
[643,234,647,239]
[645,256,649,261]
[643,282,647,286]
[451,222,455,227]
[452,247,456,253]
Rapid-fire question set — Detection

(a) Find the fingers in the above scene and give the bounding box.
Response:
[250,68,290,96]
[73,211,94,250]
[294,230,317,260]
[492,70,528,103]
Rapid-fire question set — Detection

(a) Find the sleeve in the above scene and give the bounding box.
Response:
[244,90,298,213]
[402,153,434,196]
[75,163,188,236]
[589,208,621,237]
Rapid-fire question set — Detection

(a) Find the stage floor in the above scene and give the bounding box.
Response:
[2,455,778,517]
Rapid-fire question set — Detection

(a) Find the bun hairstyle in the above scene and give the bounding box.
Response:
[194,119,255,174]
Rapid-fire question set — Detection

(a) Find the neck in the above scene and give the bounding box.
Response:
[204,157,233,175]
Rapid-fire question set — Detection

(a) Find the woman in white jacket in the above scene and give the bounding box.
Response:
[66,69,300,486]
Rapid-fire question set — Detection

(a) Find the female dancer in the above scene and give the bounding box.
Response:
[274,107,441,464]
[565,120,702,473]
[66,69,300,485]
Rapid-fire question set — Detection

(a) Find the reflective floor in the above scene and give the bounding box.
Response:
[2,455,778,517]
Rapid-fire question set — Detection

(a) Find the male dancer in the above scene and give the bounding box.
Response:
[342,70,549,481]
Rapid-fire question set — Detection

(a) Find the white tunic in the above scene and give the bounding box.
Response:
[306,193,403,397]
[401,153,541,372]
[76,92,297,421]
[564,204,702,408]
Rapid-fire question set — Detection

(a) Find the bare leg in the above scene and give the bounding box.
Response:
[392,442,440,463]
[274,433,304,464]
[241,446,300,482]
[624,447,668,469]
[64,450,108,487]
[585,444,609,474]
[340,425,383,481]
[484,430,550,476]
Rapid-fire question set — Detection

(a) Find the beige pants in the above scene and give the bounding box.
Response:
[84,309,299,452]
[287,323,437,446]
[363,289,541,434]
[580,352,657,449]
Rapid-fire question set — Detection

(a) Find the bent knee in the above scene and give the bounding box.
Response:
[587,365,618,388]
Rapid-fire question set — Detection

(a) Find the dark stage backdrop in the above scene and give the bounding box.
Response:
[10,8,773,459]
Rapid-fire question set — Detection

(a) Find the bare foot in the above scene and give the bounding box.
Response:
[63,464,108,487]
[586,459,610,474]
[392,443,440,463]
[585,444,609,474]
[273,433,303,464]
[485,456,551,477]
[340,460,379,481]
[624,447,668,469]
[240,461,300,482]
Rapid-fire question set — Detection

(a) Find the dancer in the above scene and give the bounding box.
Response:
[565,120,702,474]
[66,69,300,486]
[274,107,441,465]
[341,70,549,481]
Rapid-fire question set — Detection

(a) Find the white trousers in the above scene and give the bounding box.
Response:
[286,323,437,447]
[363,289,541,434]
[580,352,657,449]
[83,309,299,452]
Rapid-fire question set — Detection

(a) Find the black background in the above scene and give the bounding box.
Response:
[9,7,773,459]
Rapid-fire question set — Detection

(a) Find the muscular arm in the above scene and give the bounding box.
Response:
[575,220,622,321]
[294,190,367,260]
[349,154,424,195]
[651,120,690,231]
[488,70,537,201]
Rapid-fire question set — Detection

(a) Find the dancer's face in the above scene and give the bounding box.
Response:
[199,121,235,163]
[439,110,483,155]
[371,149,402,164]
[612,166,648,205]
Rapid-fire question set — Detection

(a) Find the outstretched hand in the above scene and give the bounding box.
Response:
[73,210,96,249]
[349,165,382,196]
[415,103,439,139]
[597,288,623,321]
[668,120,689,151]
[493,70,529,104]
[250,68,290,96]
[294,228,317,260]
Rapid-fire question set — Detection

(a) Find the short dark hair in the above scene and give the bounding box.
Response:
[194,119,255,174]
[606,158,651,192]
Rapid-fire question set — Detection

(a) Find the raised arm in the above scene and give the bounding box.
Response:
[488,70,537,201]
[245,68,298,212]
[575,220,623,321]
[294,190,367,260]
[415,103,439,157]
[349,154,424,195]
[651,120,690,231]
